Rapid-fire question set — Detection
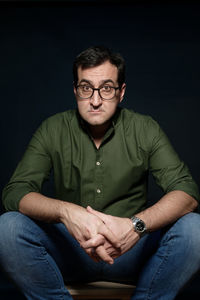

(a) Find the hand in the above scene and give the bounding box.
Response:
[59,202,120,264]
[83,233,122,261]
[81,206,140,258]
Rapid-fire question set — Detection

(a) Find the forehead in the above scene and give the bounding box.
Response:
[77,61,118,85]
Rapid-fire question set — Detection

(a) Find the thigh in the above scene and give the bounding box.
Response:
[101,230,162,284]
[101,212,200,285]
[130,213,200,300]
[0,212,101,283]
[38,219,103,282]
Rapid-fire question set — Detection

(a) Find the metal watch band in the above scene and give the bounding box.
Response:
[131,216,147,237]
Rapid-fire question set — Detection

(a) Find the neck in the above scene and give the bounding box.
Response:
[89,121,111,148]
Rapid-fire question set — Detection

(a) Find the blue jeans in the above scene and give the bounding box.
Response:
[0,212,200,300]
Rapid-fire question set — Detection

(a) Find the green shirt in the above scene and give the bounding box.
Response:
[2,108,199,217]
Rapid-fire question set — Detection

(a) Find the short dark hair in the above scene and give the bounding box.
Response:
[73,46,125,88]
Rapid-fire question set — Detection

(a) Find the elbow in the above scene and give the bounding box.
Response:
[177,190,199,214]
[190,198,199,212]
[186,195,199,213]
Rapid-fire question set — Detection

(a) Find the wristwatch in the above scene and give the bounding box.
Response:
[131,216,147,237]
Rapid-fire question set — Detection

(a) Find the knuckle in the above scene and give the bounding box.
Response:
[96,233,105,243]
[88,239,97,247]
[91,241,96,247]
[87,249,92,255]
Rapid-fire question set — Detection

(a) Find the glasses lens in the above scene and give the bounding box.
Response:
[100,86,116,100]
[77,85,93,98]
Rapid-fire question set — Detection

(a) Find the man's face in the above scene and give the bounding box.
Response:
[74,61,126,128]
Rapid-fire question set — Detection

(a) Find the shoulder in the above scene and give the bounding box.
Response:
[39,110,77,132]
[119,108,165,152]
[120,107,159,132]
[44,110,76,125]
[31,110,78,145]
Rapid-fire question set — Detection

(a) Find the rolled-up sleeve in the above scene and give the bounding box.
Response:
[2,120,52,211]
[145,118,200,202]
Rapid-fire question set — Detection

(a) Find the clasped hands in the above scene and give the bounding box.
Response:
[63,203,140,265]
[83,206,140,264]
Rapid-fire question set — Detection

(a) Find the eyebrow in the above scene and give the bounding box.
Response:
[78,79,115,86]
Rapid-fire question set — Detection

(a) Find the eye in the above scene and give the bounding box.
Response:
[101,85,112,92]
[81,85,92,91]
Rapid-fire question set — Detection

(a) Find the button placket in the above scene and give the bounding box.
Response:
[95,149,103,204]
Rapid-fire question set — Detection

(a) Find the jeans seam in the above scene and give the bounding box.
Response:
[146,230,175,300]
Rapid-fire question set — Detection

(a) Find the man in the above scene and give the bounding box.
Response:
[0,46,200,300]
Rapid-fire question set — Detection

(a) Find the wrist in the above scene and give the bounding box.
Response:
[130,215,147,237]
[58,201,86,225]
[57,200,71,223]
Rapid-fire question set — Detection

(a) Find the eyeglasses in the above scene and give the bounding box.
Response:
[76,84,120,100]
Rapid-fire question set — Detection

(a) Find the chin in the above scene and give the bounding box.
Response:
[87,120,104,126]
[88,119,111,128]
[82,115,106,126]
[80,111,113,127]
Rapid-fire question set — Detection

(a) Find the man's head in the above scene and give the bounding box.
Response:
[73,46,126,130]
[73,46,125,88]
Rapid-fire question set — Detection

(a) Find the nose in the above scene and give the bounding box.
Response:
[90,90,102,107]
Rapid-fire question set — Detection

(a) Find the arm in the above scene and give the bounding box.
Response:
[3,117,120,264]
[136,190,198,232]
[82,118,199,257]
[82,190,197,257]
[19,192,120,264]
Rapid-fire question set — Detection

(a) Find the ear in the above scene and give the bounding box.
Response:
[73,83,77,96]
[119,83,126,103]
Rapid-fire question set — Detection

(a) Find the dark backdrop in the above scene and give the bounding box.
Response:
[0,1,200,299]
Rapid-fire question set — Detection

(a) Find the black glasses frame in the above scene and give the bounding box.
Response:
[76,85,120,100]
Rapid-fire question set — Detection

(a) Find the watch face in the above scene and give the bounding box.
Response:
[136,220,145,232]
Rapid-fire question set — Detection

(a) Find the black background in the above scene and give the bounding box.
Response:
[0,1,200,298]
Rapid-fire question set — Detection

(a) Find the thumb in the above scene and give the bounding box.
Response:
[87,206,108,223]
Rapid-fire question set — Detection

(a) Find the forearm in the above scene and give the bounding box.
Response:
[19,192,67,223]
[85,191,198,258]
[136,190,198,232]
[19,192,120,264]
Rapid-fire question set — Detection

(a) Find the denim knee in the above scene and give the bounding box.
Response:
[0,212,36,259]
[0,213,72,299]
[0,211,22,242]
[165,212,200,268]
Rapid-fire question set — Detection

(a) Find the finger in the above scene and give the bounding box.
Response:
[85,247,93,256]
[95,245,114,265]
[87,207,121,249]
[87,206,108,223]
[99,224,121,249]
[82,238,121,260]
[85,248,100,263]
[104,242,121,258]
[81,234,105,249]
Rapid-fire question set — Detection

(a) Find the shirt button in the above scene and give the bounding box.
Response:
[96,161,101,166]
[97,189,101,194]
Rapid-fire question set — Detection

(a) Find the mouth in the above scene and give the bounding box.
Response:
[88,110,104,113]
